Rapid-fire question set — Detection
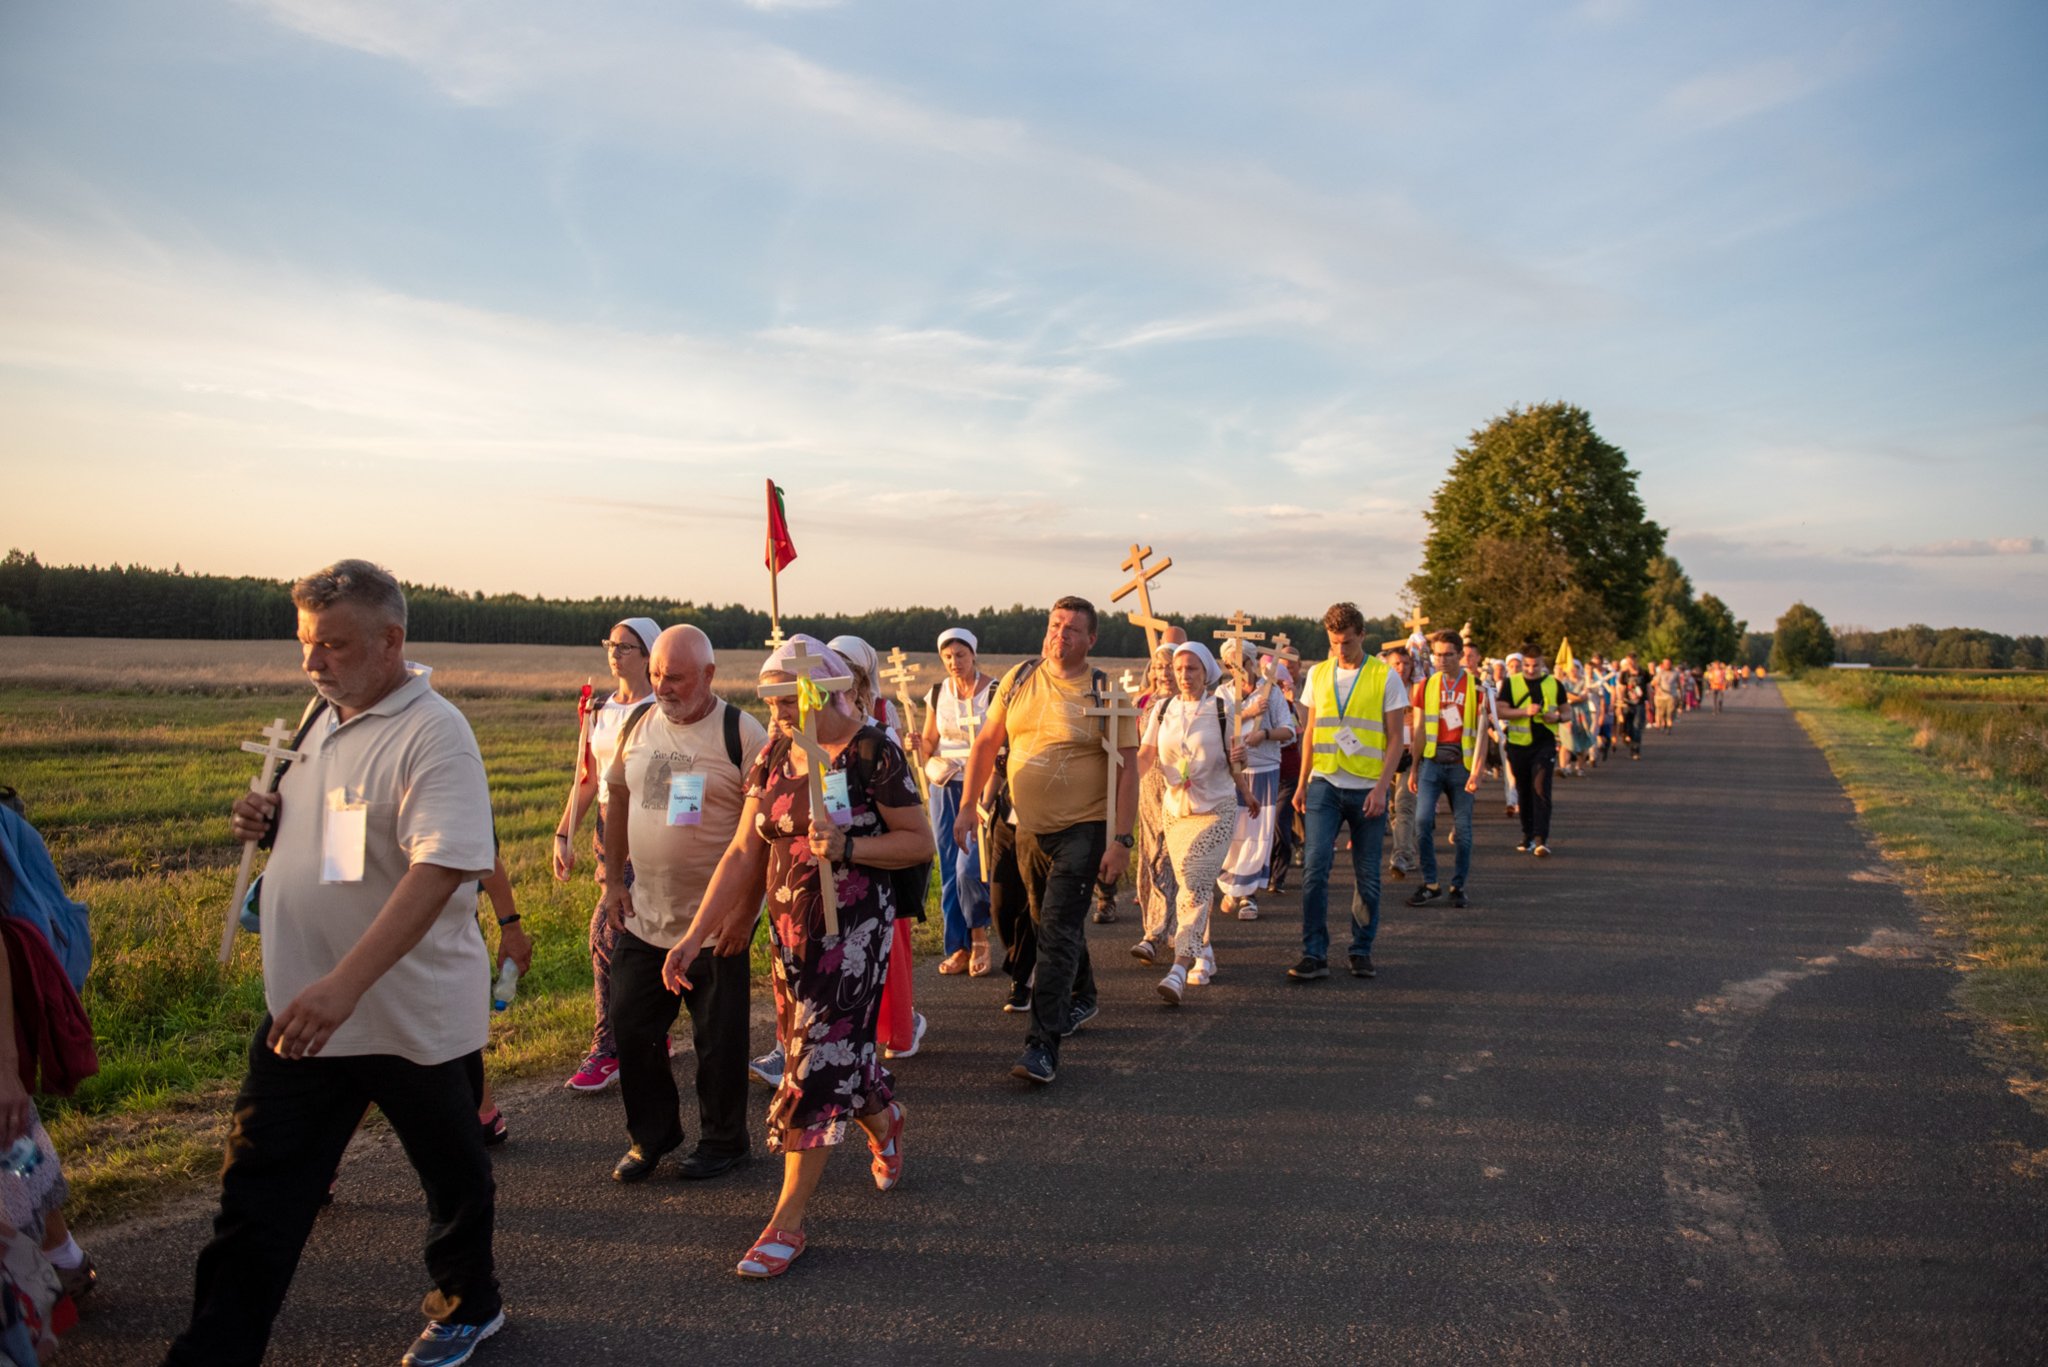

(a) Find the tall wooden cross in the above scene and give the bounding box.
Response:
[880,647,930,800]
[1403,606,1430,637]
[758,640,854,936]
[1214,609,1265,659]
[219,717,307,964]
[1111,543,1174,655]
[1080,688,1142,848]
[1269,631,1299,667]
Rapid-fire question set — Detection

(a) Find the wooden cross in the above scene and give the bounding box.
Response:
[1119,667,1140,697]
[1111,543,1174,655]
[1214,609,1266,654]
[1403,606,1430,637]
[763,621,788,653]
[758,640,855,936]
[880,647,930,800]
[219,717,307,963]
[1080,688,1142,846]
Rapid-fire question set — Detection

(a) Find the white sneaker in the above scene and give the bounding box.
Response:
[1156,965,1187,1006]
[1236,897,1260,922]
[1187,950,1215,986]
[885,1011,928,1060]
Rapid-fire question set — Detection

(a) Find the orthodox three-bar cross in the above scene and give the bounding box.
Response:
[758,640,854,936]
[219,717,306,964]
[881,647,931,801]
[1111,543,1174,655]
[763,622,788,653]
[1080,687,1142,848]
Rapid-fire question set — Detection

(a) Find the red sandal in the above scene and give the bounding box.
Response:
[866,1100,906,1191]
[737,1225,805,1278]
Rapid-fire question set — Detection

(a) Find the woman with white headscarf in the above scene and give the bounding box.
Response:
[1136,642,1256,1005]
[1128,642,1179,966]
[661,635,933,1278]
[1215,638,1297,925]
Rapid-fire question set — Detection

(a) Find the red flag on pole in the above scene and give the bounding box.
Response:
[765,479,798,572]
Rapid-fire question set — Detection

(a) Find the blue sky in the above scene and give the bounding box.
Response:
[2,0,2043,635]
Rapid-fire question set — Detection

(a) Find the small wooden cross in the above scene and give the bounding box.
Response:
[1269,631,1300,667]
[763,622,788,652]
[880,647,930,800]
[1111,543,1174,655]
[1080,688,1142,846]
[219,717,307,964]
[1119,667,1140,697]
[1403,606,1430,637]
[758,640,855,936]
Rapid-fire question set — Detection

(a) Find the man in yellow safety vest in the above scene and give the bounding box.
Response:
[1287,603,1411,981]
[1406,629,1490,908]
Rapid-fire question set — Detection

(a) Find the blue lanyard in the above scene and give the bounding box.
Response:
[1335,660,1365,718]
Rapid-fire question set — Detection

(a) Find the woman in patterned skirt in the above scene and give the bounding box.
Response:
[663,636,933,1279]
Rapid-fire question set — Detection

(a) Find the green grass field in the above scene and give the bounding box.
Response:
[1,684,947,1222]
[1783,676,2048,1090]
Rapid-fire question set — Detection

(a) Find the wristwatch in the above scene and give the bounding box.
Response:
[1112,833,1134,849]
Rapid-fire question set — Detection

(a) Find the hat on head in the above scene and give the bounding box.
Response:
[936,627,978,653]
[617,617,661,652]
[825,635,880,684]
[1505,651,1525,664]
[1171,641,1222,688]
[760,633,852,682]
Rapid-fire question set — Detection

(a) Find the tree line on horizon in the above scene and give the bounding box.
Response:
[0,549,1398,658]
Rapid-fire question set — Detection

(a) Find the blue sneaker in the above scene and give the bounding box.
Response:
[748,1046,784,1088]
[403,1310,504,1367]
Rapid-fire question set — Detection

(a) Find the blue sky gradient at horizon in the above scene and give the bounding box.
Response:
[1,0,2043,635]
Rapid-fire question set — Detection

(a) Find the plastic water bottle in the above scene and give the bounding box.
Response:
[3,1136,41,1178]
[491,957,519,1012]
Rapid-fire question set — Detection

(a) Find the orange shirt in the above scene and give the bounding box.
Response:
[1409,673,1469,749]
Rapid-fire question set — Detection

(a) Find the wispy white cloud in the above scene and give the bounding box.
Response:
[1663,58,1825,129]
[741,0,845,12]
[1866,536,2044,559]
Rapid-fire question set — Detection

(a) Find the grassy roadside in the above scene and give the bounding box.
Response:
[1781,679,2048,1082]
[3,686,947,1226]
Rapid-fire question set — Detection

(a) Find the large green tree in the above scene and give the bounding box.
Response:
[1770,602,1836,673]
[1410,402,1664,648]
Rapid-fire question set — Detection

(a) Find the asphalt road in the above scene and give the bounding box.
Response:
[66,682,2048,1365]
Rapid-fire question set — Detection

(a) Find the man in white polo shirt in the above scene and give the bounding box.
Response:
[600,626,767,1184]
[166,560,502,1367]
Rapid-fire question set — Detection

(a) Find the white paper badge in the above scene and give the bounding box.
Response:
[1333,725,1368,757]
[321,788,367,884]
[820,770,854,827]
[667,772,705,827]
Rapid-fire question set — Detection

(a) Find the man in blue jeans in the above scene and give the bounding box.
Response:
[1406,629,1489,910]
[1289,602,1410,981]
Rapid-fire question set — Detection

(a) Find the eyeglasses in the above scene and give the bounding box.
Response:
[601,638,643,654]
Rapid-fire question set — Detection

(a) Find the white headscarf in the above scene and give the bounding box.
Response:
[759,633,855,715]
[1171,640,1222,689]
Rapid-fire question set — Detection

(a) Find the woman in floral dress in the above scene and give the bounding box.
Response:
[663,636,933,1279]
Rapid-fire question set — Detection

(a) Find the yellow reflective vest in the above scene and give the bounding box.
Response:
[1308,656,1390,782]
[1421,671,1482,765]
[1504,675,1563,746]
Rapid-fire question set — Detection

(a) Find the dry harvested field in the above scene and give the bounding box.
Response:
[0,637,1155,699]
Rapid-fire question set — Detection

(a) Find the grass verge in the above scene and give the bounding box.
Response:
[1782,679,2048,1082]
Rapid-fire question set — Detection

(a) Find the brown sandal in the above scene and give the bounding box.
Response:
[937,949,970,975]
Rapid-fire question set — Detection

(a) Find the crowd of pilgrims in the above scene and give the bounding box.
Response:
[544,602,1756,1281]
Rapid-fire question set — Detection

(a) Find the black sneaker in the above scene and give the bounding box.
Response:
[1090,904,1118,924]
[1449,887,1468,908]
[1001,981,1031,1013]
[1062,999,1099,1036]
[1407,883,1442,907]
[1011,1045,1056,1085]
[1286,955,1329,981]
[1348,954,1377,979]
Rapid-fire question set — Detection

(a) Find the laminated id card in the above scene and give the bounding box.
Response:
[666,772,705,827]
[321,788,367,884]
[820,770,854,826]
[1333,726,1368,757]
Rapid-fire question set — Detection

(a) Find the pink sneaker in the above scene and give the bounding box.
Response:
[565,1054,620,1091]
